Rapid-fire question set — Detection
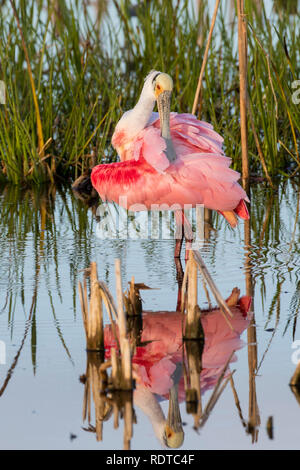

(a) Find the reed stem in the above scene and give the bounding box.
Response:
[192,0,221,115]
[237,0,249,190]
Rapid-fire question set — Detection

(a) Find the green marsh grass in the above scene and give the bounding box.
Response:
[0,0,299,184]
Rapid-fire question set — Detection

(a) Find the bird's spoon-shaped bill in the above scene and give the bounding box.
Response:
[157,90,177,163]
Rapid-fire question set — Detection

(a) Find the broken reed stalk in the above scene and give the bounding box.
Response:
[78,278,88,338]
[98,280,120,351]
[184,252,204,340]
[290,361,300,387]
[79,262,104,351]
[114,259,133,390]
[237,0,249,190]
[185,252,198,337]
[111,347,121,390]
[129,277,143,316]
[120,338,132,390]
[192,0,221,115]
[123,277,143,319]
[88,262,104,351]
[79,260,134,448]
[181,251,233,330]
[115,259,127,341]
[129,276,136,315]
[9,0,45,160]
[98,281,118,321]
[181,253,203,337]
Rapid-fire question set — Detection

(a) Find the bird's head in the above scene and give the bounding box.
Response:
[162,384,184,449]
[152,72,173,99]
[144,70,173,101]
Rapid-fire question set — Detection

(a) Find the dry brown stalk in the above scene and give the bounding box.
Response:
[237,0,249,190]
[115,259,127,343]
[192,0,221,115]
[78,263,104,351]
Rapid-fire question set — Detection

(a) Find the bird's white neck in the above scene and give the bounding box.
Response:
[134,388,166,442]
[116,87,155,140]
[130,94,155,133]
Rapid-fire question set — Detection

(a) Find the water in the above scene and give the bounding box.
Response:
[0,179,299,450]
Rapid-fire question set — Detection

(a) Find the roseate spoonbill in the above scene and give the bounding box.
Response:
[91,71,249,257]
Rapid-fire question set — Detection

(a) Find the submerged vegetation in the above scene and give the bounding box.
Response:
[0,0,299,184]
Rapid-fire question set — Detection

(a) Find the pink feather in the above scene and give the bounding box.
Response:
[91,112,249,216]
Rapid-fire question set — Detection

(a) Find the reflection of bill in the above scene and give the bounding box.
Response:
[95,199,204,245]
[104,291,251,448]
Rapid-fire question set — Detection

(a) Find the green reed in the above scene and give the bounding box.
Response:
[0,0,299,184]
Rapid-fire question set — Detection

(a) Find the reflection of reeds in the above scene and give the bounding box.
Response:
[199,352,236,428]
[183,254,204,426]
[244,215,260,442]
[79,258,135,449]
[184,334,204,428]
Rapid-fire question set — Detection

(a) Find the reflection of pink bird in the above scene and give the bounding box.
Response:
[104,291,251,399]
[104,290,251,447]
[91,71,249,256]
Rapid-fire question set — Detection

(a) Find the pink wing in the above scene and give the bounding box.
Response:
[91,157,173,209]
[93,112,249,213]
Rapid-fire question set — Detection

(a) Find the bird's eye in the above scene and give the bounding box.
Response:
[156,84,161,91]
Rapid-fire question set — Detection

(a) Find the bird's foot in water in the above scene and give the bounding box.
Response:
[226,287,240,307]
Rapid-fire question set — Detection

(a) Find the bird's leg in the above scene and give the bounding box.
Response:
[174,210,184,258]
[175,257,184,311]
[174,210,194,261]
[174,237,183,258]
[182,214,194,262]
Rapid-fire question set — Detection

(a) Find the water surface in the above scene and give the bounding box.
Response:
[0,180,300,450]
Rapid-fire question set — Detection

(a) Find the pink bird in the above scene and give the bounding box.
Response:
[91,71,249,257]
